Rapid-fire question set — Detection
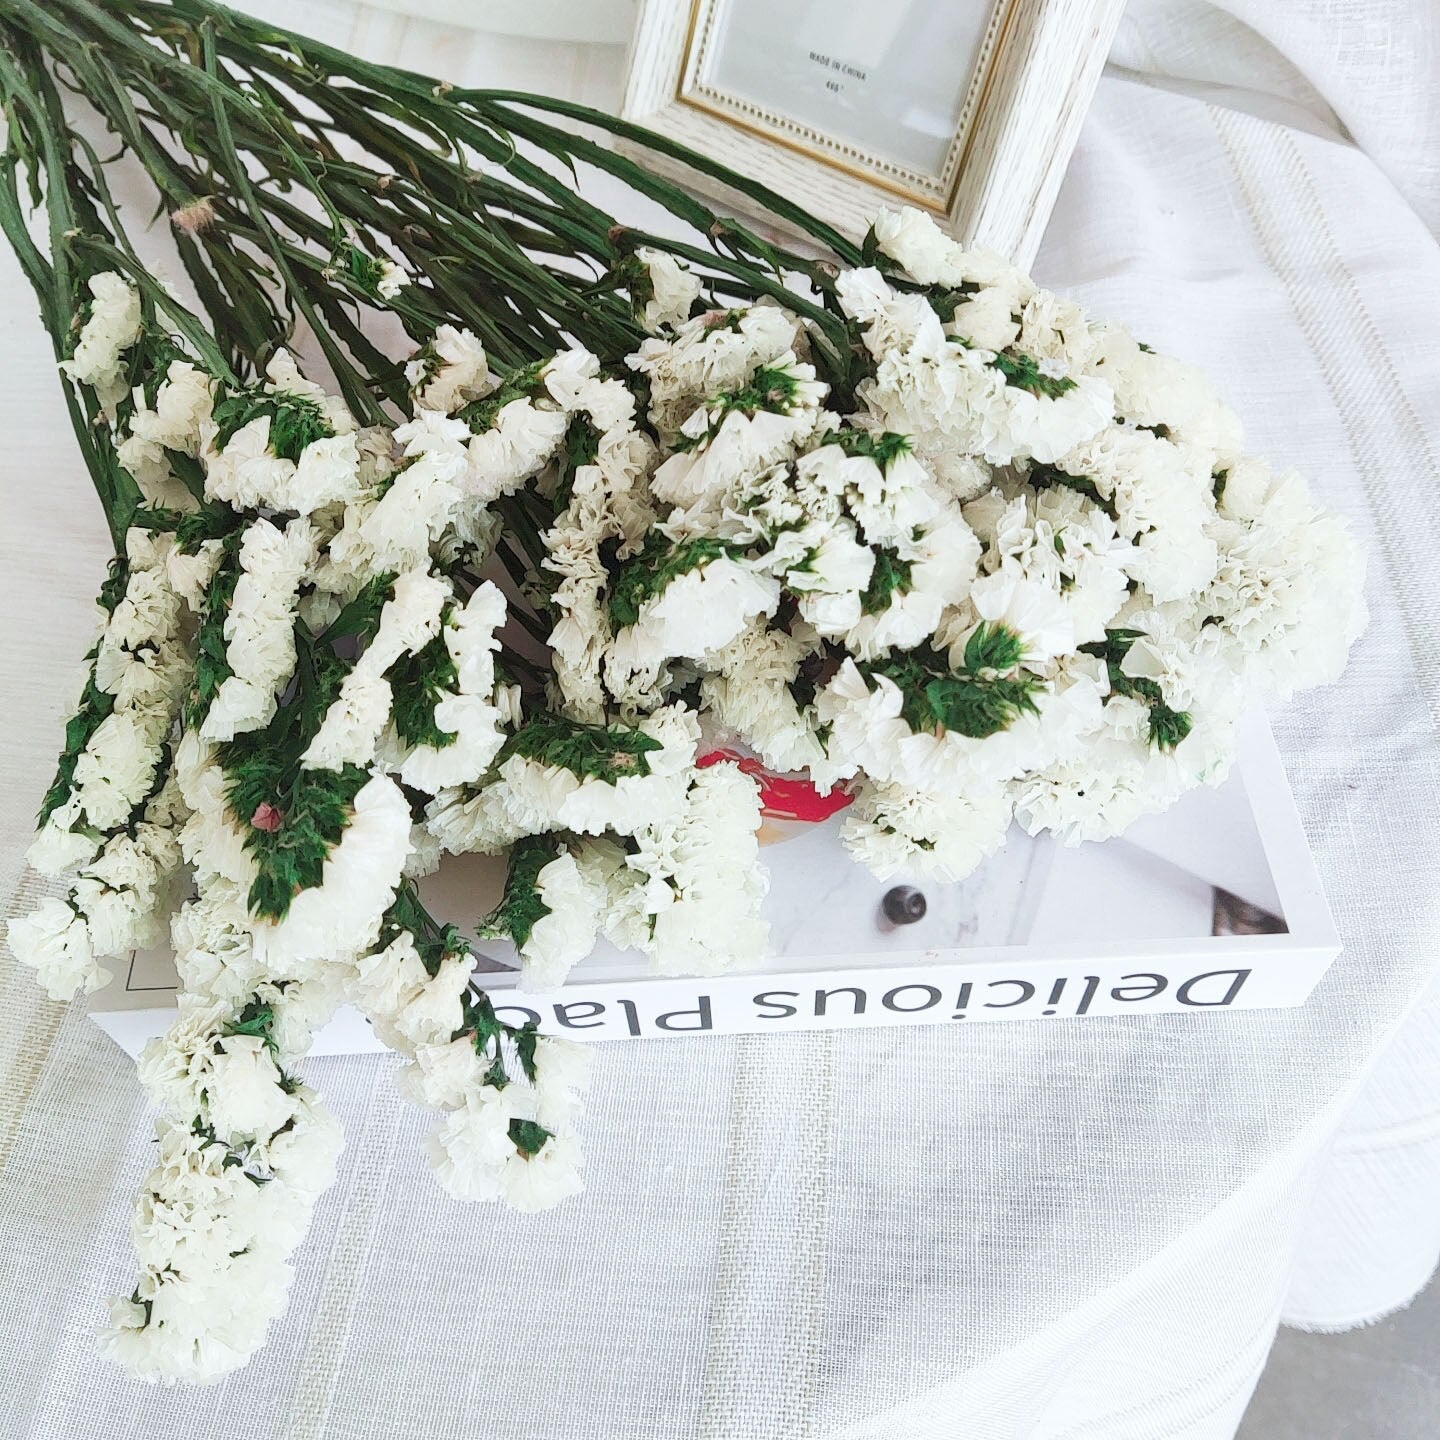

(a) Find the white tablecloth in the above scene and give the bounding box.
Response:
[3,3,1439,1436]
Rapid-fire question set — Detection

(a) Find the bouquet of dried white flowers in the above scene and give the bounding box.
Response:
[1,0,1364,1383]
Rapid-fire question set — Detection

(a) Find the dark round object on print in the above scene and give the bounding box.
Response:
[882,886,927,925]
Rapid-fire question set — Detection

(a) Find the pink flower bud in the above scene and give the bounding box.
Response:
[250,802,284,833]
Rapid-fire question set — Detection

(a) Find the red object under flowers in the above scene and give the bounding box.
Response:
[696,748,854,822]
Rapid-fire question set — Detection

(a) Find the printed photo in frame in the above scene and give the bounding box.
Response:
[620,0,1126,264]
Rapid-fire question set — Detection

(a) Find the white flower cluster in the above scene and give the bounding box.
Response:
[104,975,344,1383]
[395,582,510,791]
[201,516,319,742]
[422,1036,588,1211]
[351,925,591,1208]
[60,271,143,407]
[532,207,1365,881]
[117,357,217,510]
[202,351,362,515]
[632,247,702,335]
[11,781,185,1000]
[451,748,768,991]
[12,293,601,1382]
[12,527,195,999]
[14,220,1365,1385]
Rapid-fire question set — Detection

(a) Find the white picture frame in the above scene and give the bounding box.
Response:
[620,0,1126,265]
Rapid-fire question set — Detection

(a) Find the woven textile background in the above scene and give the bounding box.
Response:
[2,2,1438,1436]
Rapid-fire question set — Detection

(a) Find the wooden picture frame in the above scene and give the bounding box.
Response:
[620,0,1126,265]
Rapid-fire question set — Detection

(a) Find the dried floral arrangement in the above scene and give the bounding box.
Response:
[1,0,1364,1383]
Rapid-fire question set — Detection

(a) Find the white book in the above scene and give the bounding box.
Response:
[89,710,1338,1054]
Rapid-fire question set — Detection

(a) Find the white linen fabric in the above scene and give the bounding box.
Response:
[2,3,1439,1436]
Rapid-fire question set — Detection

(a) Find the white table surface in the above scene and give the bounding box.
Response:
[3,3,1439,1437]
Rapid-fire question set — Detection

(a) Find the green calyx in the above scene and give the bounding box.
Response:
[859,548,913,616]
[865,624,1040,740]
[718,362,810,416]
[387,618,460,751]
[925,282,982,323]
[130,501,239,555]
[551,413,602,513]
[672,362,812,451]
[991,350,1077,399]
[498,711,663,785]
[36,554,128,824]
[184,532,243,731]
[508,1116,552,1158]
[830,428,913,470]
[479,833,559,952]
[37,669,116,826]
[561,412,601,473]
[221,996,280,1061]
[1080,628,1194,751]
[211,388,334,461]
[454,359,547,434]
[199,566,403,923]
[962,619,1028,675]
[332,239,390,297]
[320,572,397,645]
[606,533,739,630]
[382,882,468,980]
[458,985,541,1091]
[1028,463,1117,520]
[220,737,370,921]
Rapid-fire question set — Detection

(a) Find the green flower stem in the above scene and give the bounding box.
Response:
[13,0,859,370]
[0,0,880,538]
[198,23,382,425]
